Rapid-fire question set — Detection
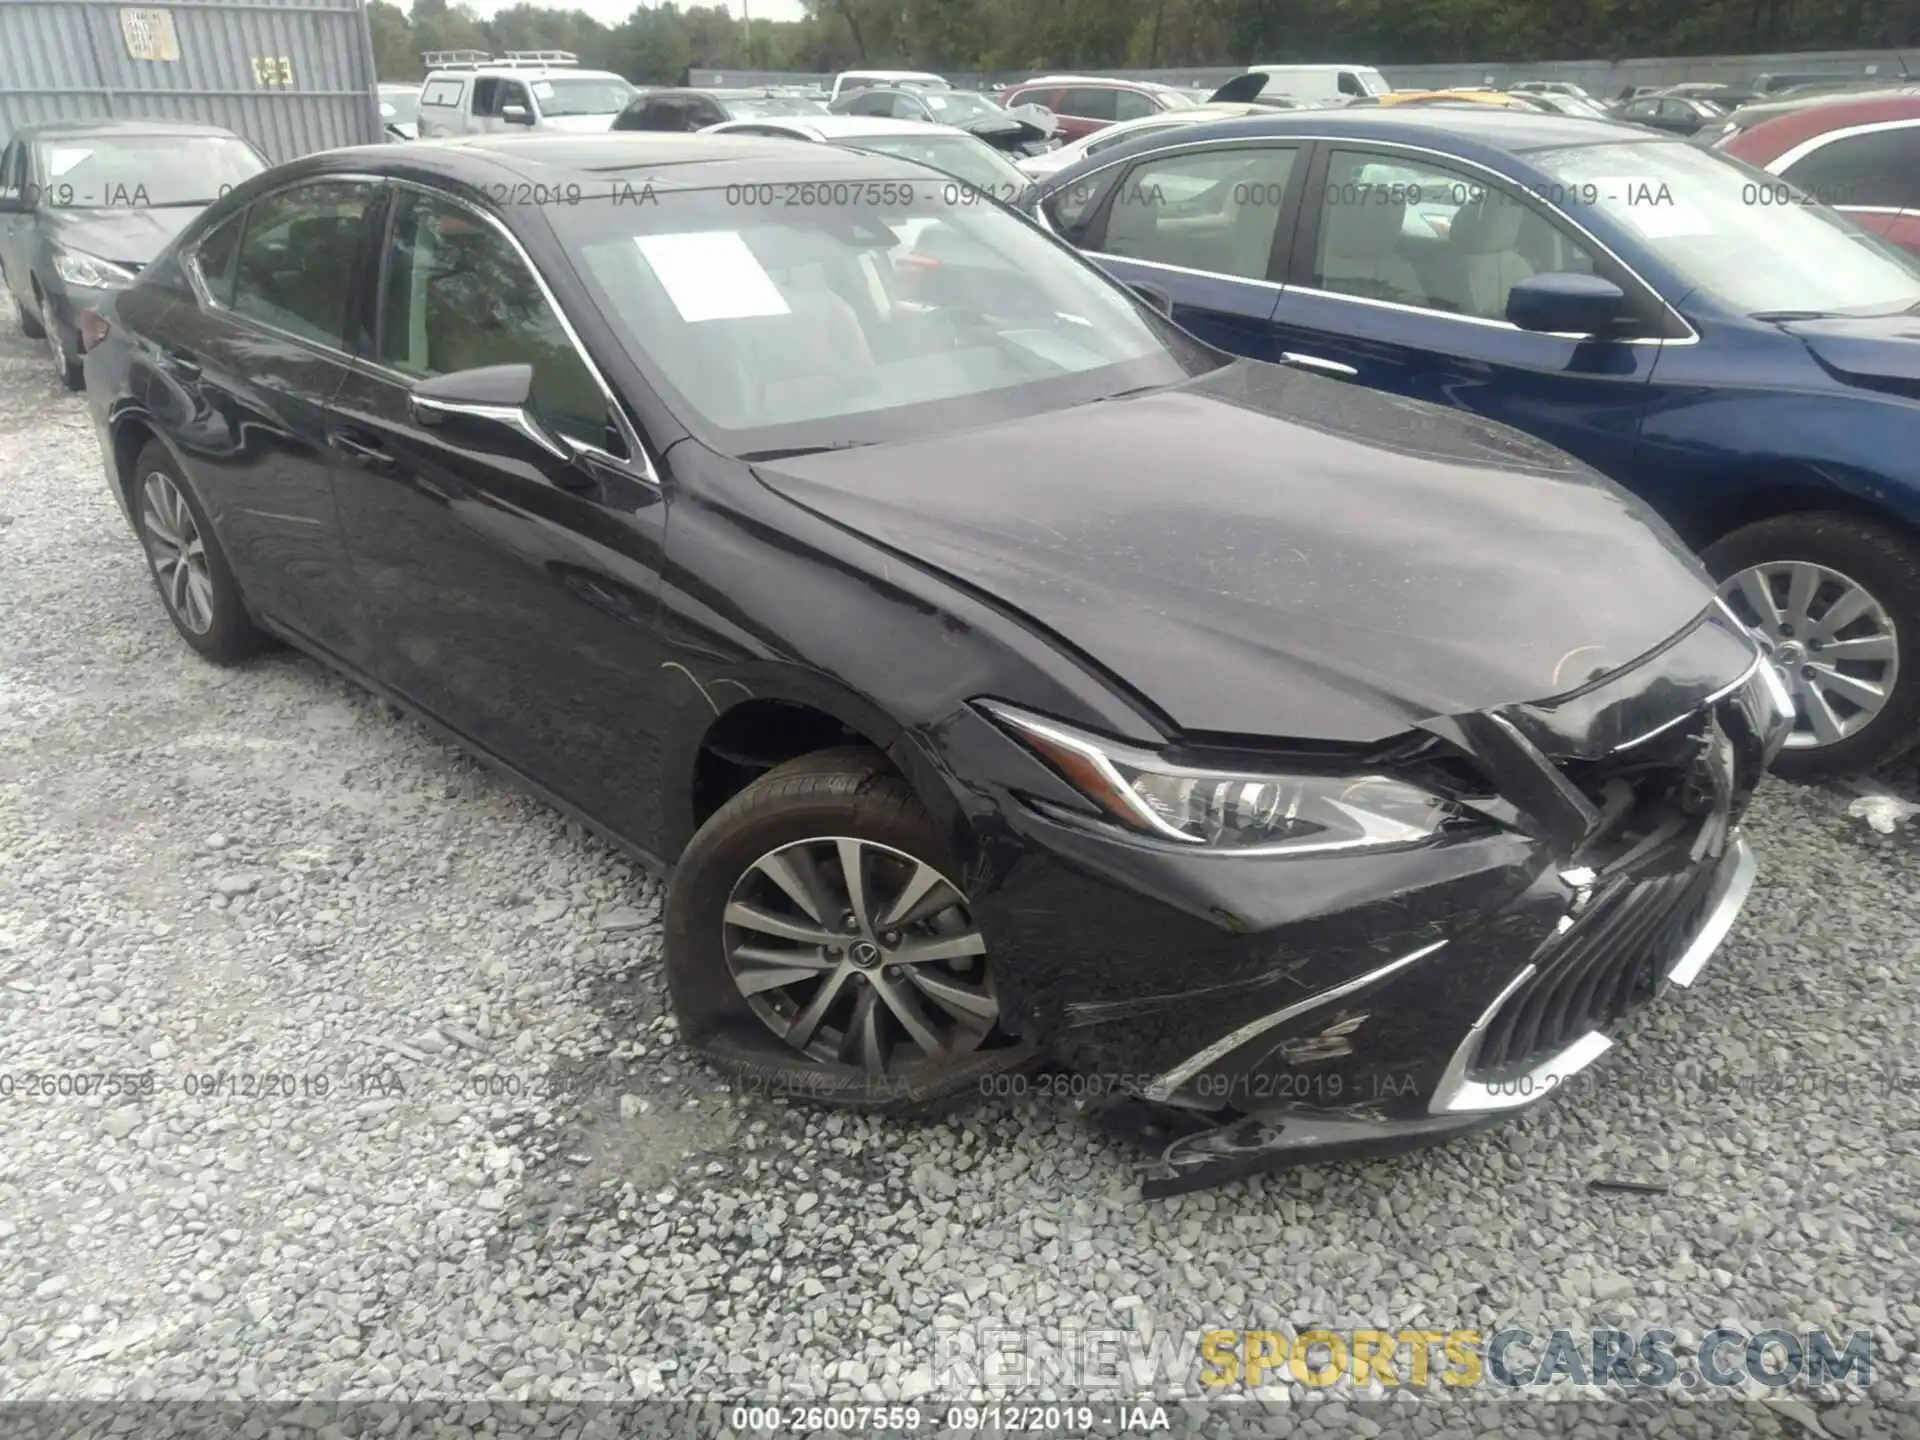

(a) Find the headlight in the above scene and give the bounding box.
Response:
[52,248,139,290]
[983,702,1455,854]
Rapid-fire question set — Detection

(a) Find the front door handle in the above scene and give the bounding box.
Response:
[328,428,397,473]
[162,346,202,380]
[1282,352,1359,378]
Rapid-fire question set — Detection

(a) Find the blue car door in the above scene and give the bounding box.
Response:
[1039,139,1306,360]
[1265,144,1674,484]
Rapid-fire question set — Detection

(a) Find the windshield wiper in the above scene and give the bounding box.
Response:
[739,441,874,461]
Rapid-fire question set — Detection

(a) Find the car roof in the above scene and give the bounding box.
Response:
[1724,92,1920,159]
[14,118,244,142]
[425,65,626,82]
[1119,105,1650,154]
[1017,75,1180,89]
[1724,83,1920,127]
[721,114,974,139]
[305,132,932,192]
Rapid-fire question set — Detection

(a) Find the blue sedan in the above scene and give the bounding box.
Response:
[1025,107,1920,779]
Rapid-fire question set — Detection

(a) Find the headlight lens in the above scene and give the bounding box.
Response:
[52,248,138,290]
[984,702,1455,854]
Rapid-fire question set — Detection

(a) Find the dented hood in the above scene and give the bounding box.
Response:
[752,363,1720,742]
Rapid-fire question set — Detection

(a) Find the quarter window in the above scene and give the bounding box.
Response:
[1780,126,1920,210]
[230,181,378,348]
[377,191,615,450]
[1101,146,1298,281]
[1312,150,1596,320]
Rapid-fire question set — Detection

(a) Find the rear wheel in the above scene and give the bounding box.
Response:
[665,748,1022,1112]
[1706,512,1920,780]
[132,442,268,664]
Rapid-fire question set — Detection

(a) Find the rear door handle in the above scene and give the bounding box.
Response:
[1282,352,1359,377]
[328,428,397,473]
[162,346,201,380]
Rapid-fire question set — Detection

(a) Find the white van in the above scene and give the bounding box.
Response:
[415,51,636,138]
[828,70,949,103]
[1243,63,1391,102]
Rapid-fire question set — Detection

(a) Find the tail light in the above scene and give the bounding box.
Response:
[77,308,112,353]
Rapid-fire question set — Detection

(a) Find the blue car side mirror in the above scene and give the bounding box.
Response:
[1507,272,1627,337]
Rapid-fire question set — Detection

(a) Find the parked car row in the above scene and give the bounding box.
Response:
[68,127,1794,1192]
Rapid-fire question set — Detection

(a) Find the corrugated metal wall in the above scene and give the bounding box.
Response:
[0,0,381,162]
[696,47,1918,95]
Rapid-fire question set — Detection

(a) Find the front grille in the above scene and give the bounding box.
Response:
[1473,856,1720,1076]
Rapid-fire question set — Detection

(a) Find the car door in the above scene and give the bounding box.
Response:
[1265,145,1666,483]
[1773,121,1920,254]
[1044,141,1303,359]
[0,139,29,308]
[324,185,674,848]
[144,179,383,662]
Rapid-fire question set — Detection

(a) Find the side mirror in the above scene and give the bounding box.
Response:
[409,364,569,461]
[502,103,534,126]
[1506,272,1626,337]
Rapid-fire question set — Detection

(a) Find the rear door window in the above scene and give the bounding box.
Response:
[1098,145,1300,281]
[1113,89,1158,121]
[1781,125,1920,210]
[230,180,380,349]
[1059,87,1119,122]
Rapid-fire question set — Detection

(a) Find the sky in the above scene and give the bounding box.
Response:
[464,0,811,26]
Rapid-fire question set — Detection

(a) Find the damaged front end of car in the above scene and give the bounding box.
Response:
[962,601,1793,1197]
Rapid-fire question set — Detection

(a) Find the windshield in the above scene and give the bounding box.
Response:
[534,76,633,117]
[556,180,1212,451]
[30,135,265,208]
[1157,90,1199,109]
[730,95,829,118]
[1358,69,1391,96]
[847,134,1030,197]
[1533,139,1920,316]
[920,91,1006,124]
[381,90,420,123]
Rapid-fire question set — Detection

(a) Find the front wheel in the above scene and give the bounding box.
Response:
[664,748,1026,1112]
[132,442,268,664]
[1705,512,1920,780]
[14,292,45,340]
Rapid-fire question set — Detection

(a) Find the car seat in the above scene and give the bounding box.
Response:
[1318,195,1425,306]
[1426,194,1535,319]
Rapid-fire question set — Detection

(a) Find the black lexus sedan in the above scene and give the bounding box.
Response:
[82,133,1793,1194]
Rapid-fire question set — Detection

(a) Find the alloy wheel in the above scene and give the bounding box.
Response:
[1719,560,1899,748]
[722,836,997,1076]
[140,471,216,635]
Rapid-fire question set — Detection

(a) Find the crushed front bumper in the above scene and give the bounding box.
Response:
[949,605,1792,1195]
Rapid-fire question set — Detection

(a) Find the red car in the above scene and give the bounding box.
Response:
[1720,92,1920,254]
[999,75,1195,141]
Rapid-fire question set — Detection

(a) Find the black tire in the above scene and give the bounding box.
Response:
[664,747,1035,1114]
[15,292,45,340]
[1703,512,1920,780]
[29,284,80,386]
[130,441,268,665]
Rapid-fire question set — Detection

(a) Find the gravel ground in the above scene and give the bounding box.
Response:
[1,319,1918,1435]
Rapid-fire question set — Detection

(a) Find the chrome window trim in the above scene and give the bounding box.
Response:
[1084,249,1287,292]
[1034,130,1700,344]
[182,169,654,483]
[1767,115,1920,177]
